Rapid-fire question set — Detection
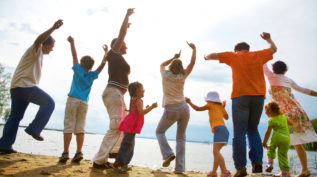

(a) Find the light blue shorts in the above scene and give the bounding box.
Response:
[213,126,229,144]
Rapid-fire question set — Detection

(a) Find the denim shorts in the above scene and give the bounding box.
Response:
[213,126,229,144]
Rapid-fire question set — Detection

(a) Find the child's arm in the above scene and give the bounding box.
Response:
[185,97,208,111]
[160,51,181,71]
[34,19,63,50]
[136,100,158,116]
[262,126,272,149]
[97,44,108,74]
[222,101,229,120]
[184,42,196,76]
[67,36,78,65]
[112,8,134,53]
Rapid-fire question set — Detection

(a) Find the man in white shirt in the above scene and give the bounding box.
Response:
[0,20,63,154]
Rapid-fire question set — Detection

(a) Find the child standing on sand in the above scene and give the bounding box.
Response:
[262,101,290,177]
[59,36,108,163]
[112,81,157,173]
[186,91,231,177]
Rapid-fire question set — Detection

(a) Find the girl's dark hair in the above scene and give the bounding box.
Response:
[127,81,143,112]
[43,36,54,45]
[272,60,288,74]
[265,101,281,115]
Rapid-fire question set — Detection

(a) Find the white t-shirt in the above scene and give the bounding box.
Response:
[161,68,187,107]
[11,44,43,88]
[263,64,311,95]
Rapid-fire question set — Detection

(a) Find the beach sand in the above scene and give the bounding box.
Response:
[0,152,208,177]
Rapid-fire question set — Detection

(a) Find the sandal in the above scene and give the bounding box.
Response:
[207,171,217,177]
[265,164,273,172]
[71,152,83,163]
[113,163,127,174]
[296,171,311,177]
[221,170,231,177]
[59,152,69,163]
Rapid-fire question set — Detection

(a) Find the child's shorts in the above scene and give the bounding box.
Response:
[63,96,88,134]
[213,126,229,144]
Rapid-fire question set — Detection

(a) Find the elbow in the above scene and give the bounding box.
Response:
[272,47,277,54]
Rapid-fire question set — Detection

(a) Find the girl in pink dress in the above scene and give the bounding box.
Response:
[112,81,157,173]
[263,61,317,177]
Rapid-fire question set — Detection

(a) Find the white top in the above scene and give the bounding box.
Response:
[11,44,43,88]
[161,68,187,107]
[263,64,311,95]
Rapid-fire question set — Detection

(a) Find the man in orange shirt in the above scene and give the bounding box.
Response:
[205,32,277,177]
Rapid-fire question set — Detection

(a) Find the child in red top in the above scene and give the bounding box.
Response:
[113,81,157,173]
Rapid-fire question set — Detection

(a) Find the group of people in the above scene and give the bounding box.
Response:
[0,8,317,177]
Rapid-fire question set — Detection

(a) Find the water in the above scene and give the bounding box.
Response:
[0,126,316,175]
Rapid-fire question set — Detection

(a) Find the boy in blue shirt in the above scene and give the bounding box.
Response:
[59,36,108,163]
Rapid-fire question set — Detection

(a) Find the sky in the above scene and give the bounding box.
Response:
[1,0,317,142]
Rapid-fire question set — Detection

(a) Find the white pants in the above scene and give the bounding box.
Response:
[93,86,126,164]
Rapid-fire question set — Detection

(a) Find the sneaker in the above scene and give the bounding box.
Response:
[93,162,112,169]
[58,152,69,163]
[162,154,175,167]
[265,164,273,172]
[25,129,44,141]
[221,170,231,177]
[233,168,247,177]
[252,163,262,173]
[207,171,217,177]
[71,152,83,163]
[0,148,17,154]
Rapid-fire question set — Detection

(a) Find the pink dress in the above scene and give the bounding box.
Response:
[119,97,144,134]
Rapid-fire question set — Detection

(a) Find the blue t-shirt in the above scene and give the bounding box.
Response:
[68,63,99,102]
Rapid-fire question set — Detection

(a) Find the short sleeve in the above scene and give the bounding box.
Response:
[72,63,82,72]
[254,48,273,64]
[268,118,274,127]
[89,70,99,81]
[217,52,235,65]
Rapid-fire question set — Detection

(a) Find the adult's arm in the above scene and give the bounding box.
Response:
[160,51,181,71]
[67,36,78,65]
[185,97,208,111]
[260,32,277,54]
[290,79,317,96]
[262,126,272,149]
[97,44,108,74]
[184,42,196,76]
[34,19,63,50]
[204,53,218,60]
[112,8,134,52]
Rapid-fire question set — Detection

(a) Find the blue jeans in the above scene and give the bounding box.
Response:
[232,95,264,169]
[156,103,190,172]
[115,133,135,165]
[0,87,55,150]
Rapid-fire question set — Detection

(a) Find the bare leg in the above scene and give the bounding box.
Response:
[294,144,310,176]
[76,133,84,153]
[63,133,72,153]
[213,143,227,174]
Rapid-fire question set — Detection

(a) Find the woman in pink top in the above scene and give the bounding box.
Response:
[263,61,317,177]
[112,82,157,173]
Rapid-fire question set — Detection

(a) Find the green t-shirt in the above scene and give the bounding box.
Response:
[268,114,290,140]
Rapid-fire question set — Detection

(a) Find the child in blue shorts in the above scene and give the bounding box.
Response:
[186,91,231,177]
[59,36,108,163]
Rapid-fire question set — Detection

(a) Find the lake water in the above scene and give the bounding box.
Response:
[0,126,316,175]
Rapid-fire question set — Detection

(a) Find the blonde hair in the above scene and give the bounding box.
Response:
[168,59,185,75]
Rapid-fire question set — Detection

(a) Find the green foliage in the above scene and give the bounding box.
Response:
[0,63,11,122]
[302,118,317,151]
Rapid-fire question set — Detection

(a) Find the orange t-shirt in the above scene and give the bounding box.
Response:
[218,48,273,98]
[206,102,227,133]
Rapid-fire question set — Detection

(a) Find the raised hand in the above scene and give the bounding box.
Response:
[102,44,108,53]
[187,41,196,50]
[260,32,271,40]
[127,8,135,16]
[53,19,63,30]
[67,36,74,43]
[174,50,181,59]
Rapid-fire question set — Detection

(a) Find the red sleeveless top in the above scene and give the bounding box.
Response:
[119,97,144,134]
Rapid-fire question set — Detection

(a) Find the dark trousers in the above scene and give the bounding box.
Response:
[115,132,136,165]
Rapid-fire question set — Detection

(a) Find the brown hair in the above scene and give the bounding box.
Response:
[168,59,185,75]
[265,101,281,115]
[234,42,250,52]
[80,56,95,71]
[127,81,143,112]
